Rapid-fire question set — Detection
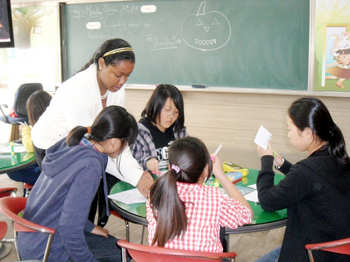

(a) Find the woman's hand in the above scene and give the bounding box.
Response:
[257,139,273,157]
[146,158,160,176]
[257,140,284,167]
[273,151,284,168]
[91,225,109,238]
[136,171,154,197]
[211,155,224,180]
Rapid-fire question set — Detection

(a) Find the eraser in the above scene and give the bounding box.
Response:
[192,84,206,88]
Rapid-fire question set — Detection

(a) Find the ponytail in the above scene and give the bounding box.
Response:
[66,126,89,146]
[328,124,350,169]
[65,106,137,148]
[150,168,187,247]
[149,137,213,246]
[289,97,350,170]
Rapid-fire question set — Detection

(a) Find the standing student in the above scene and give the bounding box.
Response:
[18,106,138,262]
[147,137,252,252]
[131,84,188,175]
[256,97,350,262]
[31,38,152,195]
[6,90,52,185]
[30,38,153,226]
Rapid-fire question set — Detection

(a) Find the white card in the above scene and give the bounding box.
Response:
[254,125,272,150]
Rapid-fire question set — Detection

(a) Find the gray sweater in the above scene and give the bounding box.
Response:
[17,137,108,262]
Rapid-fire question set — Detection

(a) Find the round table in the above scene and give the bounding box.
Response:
[0,143,36,174]
[109,168,287,249]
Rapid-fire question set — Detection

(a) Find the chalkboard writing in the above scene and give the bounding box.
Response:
[62,0,310,90]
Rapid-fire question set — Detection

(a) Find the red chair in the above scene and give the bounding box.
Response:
[0,197,56,262]
[0,187,17,198]
[110,210,146,244]
[0,187,17,259]
[305,237,350,262]
[117,239,237,262]
[0,221,12,259]
[23,183,33,197]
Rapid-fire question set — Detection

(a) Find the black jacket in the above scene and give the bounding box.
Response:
[257,149,350,262]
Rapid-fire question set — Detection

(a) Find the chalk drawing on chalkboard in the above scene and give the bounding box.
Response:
[181,1,231,52]
[86,22,101,30]
[141,5,156,13]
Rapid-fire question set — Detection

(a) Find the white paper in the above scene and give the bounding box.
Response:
[244,190,259,203]
[108,188,147,204]
[254,125,272,150]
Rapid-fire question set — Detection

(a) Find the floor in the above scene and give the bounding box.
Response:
[0,87,285,262]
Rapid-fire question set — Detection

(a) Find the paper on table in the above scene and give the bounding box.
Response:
[254,125,272,150]
[244,190,259,203]
[108,188,147,204]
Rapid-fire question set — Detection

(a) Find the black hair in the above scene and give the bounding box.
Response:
[149,137,212,247]
[26,90,52,126]
[78,38,135,73]
[288,97,350,169]
[66,106,138,150]
[141,84,185,132]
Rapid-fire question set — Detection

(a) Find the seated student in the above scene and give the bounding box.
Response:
[147,137,252,252]
[256,97,350,262]
[17,106,138,262]
[6,90,52,186]
[131,84,188,175]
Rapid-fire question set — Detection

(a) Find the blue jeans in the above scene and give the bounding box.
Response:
[7,163,40,185]
[68,232,122,262]
[255,246,281,262]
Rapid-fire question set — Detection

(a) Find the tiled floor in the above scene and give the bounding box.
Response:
[0,87,284,262]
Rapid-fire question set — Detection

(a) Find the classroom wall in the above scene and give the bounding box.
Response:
[124,86,350,170]
[8,0,350,170]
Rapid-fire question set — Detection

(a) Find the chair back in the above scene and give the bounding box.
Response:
[117,239,237,262]
[0,221,8,240]
[0,197,56,262]
[0,187,17,198]
[305,237,350,262]
[13,83,43,117]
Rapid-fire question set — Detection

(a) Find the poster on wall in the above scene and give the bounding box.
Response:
[314,0,350,92]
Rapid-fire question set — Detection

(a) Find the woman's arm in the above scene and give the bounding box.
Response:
[20,125,34,153]
[131,124,157,170]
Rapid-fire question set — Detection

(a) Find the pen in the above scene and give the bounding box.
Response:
[211,143,222,160]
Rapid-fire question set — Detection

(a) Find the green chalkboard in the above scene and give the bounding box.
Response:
[61,0,310,90]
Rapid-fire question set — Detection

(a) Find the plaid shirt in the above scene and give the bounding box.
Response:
[147,182,252,252]
[130,122,188,170]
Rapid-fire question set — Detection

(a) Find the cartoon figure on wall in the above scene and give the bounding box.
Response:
[325,30,350,89]
[181,1,231,51]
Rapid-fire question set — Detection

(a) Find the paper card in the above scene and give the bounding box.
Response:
[244,190,259,203]
[254,125,272,150]
[108,188,147,204]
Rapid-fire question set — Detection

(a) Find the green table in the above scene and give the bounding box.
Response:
[0,142,35,259]
[109,169,287,244]
[0,143,36,174]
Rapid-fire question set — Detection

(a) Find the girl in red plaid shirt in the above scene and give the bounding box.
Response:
[146,137,253,252]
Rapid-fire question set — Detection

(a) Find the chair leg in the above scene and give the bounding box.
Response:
[13,229,21,261]
[121,247,128,262]
[140,226,145,245]
[125,221,130,242]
